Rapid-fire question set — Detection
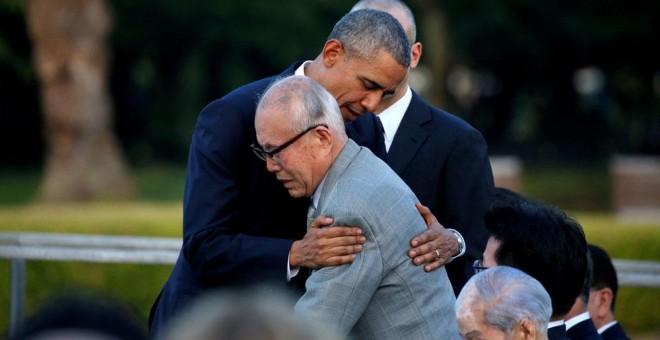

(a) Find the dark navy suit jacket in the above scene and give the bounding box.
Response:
[601,322,630,340]
[548,324,570,340]
[567,318,604,340]
[148,63,385,335]
[386,91,494,294]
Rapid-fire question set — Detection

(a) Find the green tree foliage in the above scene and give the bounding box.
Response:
[441,0,660,159]
[110,0,355,162]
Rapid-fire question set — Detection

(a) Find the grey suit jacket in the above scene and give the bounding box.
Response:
[295,140,460,340]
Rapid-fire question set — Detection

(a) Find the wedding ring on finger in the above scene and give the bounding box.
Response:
[434,249,441,260]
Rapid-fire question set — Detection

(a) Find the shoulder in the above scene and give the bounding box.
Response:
[405,92,483,146]
[342,148,416,203]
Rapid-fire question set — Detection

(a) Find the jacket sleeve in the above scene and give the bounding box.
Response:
[180,98,297,284]
[440,127,494,289]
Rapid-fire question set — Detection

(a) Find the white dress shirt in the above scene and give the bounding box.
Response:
[565,311,592,330]
[547,319,566,330]
[377,85,412,152]
[597,320,619,334]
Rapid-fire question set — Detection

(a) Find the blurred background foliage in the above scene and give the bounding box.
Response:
[0,0,659,336]
[1,0,658,168]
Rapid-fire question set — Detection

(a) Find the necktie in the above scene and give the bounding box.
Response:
[376,115,389,154]
[306,201,316,229]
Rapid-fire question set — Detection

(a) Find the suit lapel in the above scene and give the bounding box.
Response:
[387,91,431,175]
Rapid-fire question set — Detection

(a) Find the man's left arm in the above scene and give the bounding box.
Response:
[407,128,493,273]
[439,128,495,275]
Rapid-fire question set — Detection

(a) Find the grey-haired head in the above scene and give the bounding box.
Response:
[328,9,410,67]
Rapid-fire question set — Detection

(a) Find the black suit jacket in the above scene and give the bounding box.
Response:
[148,63,385,335]
[601,322,630,340]
[567,318,604,340]
[548,324,570,340]
[386,91,494,294]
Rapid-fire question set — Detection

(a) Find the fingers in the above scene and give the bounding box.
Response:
[322,254,357,266]
[415,203,437,228]
[317,225,364,238]
[410,223,441,248]
[309,215,334,229]
[408,223,456,272]
[293,226,365,268]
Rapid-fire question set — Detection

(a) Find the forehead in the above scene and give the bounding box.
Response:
[255,106,291,143]
[347,50,405,85]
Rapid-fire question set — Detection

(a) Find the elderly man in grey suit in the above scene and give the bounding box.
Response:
[253,75,459,339]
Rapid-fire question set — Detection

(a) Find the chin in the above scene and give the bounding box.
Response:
[287,189,305,198]
[340,108,359,122]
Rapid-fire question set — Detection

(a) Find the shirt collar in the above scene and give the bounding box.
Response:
[597,321,618,334]
[295,61,313,76]
[547,320,566,329]
[311,174,328,209]
[565,312,592,330]
[377,85,412,152]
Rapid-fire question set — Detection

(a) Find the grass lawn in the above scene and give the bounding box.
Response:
[0,164,658,337]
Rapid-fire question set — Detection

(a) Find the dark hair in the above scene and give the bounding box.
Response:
[580,249,594,304]
[16,292,147,340]
[589,244,619,311]
[328,9,410,67]
[484,198,588,318]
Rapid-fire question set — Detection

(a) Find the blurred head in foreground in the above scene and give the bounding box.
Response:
[16,291,146,340]
[164,288,341,340]
[456,266,552,340]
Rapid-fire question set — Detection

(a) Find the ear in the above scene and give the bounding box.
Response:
[322,39,344,68]
[312,125,333,151]
[594,288,613,318]
[517,318,537,340]
[410,42,423,68]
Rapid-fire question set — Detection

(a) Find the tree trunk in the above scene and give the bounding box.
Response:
[26,0,136,202]
[413,0,450,108]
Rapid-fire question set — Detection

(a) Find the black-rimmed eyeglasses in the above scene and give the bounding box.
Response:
[251,124,328,162]
[472,259,490,274]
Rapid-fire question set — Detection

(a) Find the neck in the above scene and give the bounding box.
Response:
[304,56,324,82]
[564,298,588,321]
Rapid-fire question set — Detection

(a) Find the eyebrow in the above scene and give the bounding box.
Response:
[465,331,482,340]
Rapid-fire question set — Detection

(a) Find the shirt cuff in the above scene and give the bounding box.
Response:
[287,255,300,281]
[447,228,466,261]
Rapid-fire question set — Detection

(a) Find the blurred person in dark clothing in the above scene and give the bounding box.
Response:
[564,250,603,340]
[480,195,589,340]
[587,244,631,340]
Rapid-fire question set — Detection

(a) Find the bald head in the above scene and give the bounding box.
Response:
[254,76,347,198]
[256,76,346,138]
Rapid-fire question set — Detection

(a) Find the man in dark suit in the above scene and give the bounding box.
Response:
[565,250,603,340]
[149,9,459,336]
[588,244,631,340]
[481,194,589,340]
[351,0,494,292]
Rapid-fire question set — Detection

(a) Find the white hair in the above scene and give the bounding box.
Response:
[456,266,553,335]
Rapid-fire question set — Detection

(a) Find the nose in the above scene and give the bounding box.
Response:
[361,91,382,113]
[265,156,280,172]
